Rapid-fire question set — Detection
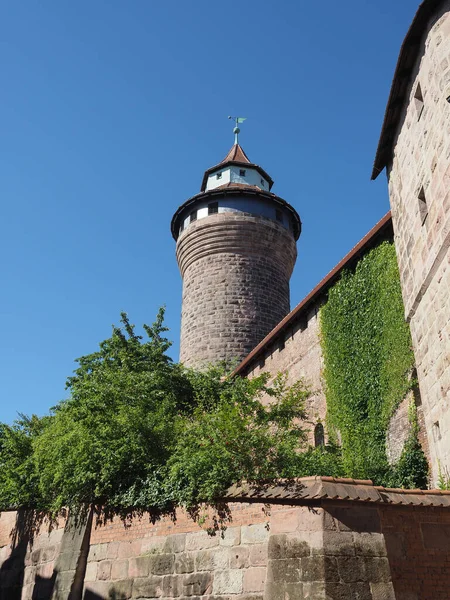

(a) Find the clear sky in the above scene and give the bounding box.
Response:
[1,0,420,424]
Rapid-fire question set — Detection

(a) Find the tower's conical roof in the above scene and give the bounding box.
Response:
[200,143,274,192]
[220,143,251,165]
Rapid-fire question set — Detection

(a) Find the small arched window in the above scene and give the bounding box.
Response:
[314,423,325,447]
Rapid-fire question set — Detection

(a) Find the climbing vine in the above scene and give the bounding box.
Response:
[320,241,427,487]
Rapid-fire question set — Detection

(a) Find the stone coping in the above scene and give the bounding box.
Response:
[222,476,450,507]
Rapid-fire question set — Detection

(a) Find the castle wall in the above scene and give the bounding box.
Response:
[177,213,297,368]
[386,1,450,483]
[244,304,327,446]
[2,483,450,600]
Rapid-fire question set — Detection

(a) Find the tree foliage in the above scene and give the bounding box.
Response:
[0,310,338,518]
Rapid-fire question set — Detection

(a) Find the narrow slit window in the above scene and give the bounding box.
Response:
[260,178,265,187]
[414,82,424,120]
[239,169,246,177]
[418,186,428,225]
[190,210,197,223]
[275,208,283,223]
[208,202,218,215]
[216,172,222,180]
[314,423,325,447]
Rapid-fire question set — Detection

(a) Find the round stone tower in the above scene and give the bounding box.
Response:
[171,141,301,368]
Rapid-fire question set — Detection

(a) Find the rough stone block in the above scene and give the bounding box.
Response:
[241,524,269,545]
[353,533,388,557]
[249,544,268,565]
[117,540,142,559]
[88,543,109,562]
[219,527,241,547]
[107,578,133,600]
[363,558,392,584]
[268,535,310,560]
[175,553,195,574]
[141,536,166,555]
[112,559,129,581]
[129,556,151,578]
[243,567,266,592]
[229,546,249,569]
[84,581,110,598]
[264,581,286,600]
[165,534,186,554]
[97,559,112,581]
[302,581,326,599]
[163,574,183,597]
[148,553,175,575]
[337,556,370,583]
[369,582,397,600]
[185,531,220,551]
[183,572,213,596]
[132,576,163,598]
[325,582,372,600]
[41,545,56,563]
[322,532,355,556]
[107,541,120,559]
[213,569,244,595]
[266,559,301,583]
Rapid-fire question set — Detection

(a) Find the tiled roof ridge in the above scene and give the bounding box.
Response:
[222,476,450,507]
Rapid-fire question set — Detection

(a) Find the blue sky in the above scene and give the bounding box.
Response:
[1,0,419,424]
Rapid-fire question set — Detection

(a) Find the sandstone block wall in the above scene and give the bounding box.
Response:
[2,489,450,599]
[387,1,450,483]
[176,213,297,368]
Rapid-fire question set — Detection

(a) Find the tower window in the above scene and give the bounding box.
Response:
[190,210,197,223]
[418,186,428,225]
[208,202,218,215]
[260,178,265,187]
[275,208,283,223]
[239,169,246,177]
[314,423,325,447]
[216,172,222,180]
[414,82,424,120]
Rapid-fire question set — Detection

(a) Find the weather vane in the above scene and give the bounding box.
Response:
[228,116,246,145]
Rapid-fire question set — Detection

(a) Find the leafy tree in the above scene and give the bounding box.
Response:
[1,310,334,519]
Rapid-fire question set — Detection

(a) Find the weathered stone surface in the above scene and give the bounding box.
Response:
[84,560,97,582]
[185,531,219,551]
[322,532,355,556]
[219,527,241,547]
[195,548,229,571]
[241,524,269,545]
[183,572,213,596]
[229,546,249,569]
[212,569,244,594]
[177,214,297,367]
[353,533,388,558]
[163,574,183,597]
[266,559,301,583]
[88,543,108,562]
[249,544,268,566]
[325,582,372,600]
[243,566,266,592]
[175,553,195,574]
[111,559,129,580]
[268,535,310,560]
[107,578,133,599]
[369,582,396,600]
[164,534,186,554]
[148,553,175,575]
[363,558,392,584]
[97,559,112,581]
[336,556,367,583]
[132,575,163,598]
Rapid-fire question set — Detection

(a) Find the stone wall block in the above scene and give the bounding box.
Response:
[131,575,163,598]
[363,558,392,583]
[321,532,355,556]
[97,559,112,580]
[88,542,109,562]
[266,558,301,583]
[302,581,326,599]
[107,541,120,559]
[148,553,175,575]
[270,510,299,534]
[183,572,213,596]
[241,524,269,545]
[175,553,195,574]
[129,556,151,578]
[164,534,186,554]
[107,578,133,599]
[141,536,166,555]
[229,546,250,569]
[111,559,129,580]
[163,574,183,597]
[336,556,367,583]
[369,582,396,600]
[84,581,110,598]
[243,567,266,592]
[249,544,268,566]
[185,531,220,551]
[212,569,244,595]
[219,527,241,547]
[325,582,372,600]
[353,533,388,557]
[117,540,142,559]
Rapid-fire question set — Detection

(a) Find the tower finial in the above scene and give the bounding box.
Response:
[228,116,247,145]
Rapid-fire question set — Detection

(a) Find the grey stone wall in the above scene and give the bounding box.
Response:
[386,2,450,483]
[176,213,297,367]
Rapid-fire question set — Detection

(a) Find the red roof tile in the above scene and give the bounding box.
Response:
[220,144,251,165]
[221,477,450,507]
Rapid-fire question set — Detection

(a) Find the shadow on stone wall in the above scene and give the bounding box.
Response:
[0,509,47,600]
[31,572,56,599]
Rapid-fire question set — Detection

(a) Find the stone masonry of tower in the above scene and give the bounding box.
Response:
[171,143,301,368]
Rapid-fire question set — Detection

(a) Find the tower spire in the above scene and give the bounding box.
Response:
[228,116,246,145]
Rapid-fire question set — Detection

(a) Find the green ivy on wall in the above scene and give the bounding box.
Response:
[320,241,427,487]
